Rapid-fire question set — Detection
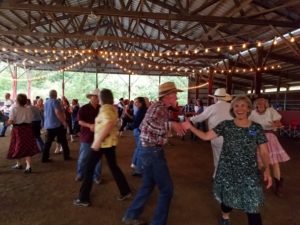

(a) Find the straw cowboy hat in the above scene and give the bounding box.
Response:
[86,88,100,98]
[208,88,232,101]
[159,82,183,98]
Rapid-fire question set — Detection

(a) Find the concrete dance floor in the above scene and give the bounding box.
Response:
[0,130,299,225]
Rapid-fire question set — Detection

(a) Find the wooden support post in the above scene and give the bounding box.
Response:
[96,72,99,89]
[26,69,31,100]
[208,69,213,105]
[225,72,232,94]
[254,47,263,94]
[128,74,131,100]
[10,64,17,100]
[195,74,200,99]
[62,71,65,97]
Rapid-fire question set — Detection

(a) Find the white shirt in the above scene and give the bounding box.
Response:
[190,100,232,129]
[249,107,281,130]
[2,99,14,114]
[9,105,33,124]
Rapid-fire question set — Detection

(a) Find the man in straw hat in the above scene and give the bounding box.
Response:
[123,81,186,225]
[190,88,233,178]
[75,88,102,184]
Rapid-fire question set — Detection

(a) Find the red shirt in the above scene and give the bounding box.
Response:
[78,103,100,143]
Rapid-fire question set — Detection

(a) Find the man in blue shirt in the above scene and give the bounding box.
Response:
[42,90,71,162]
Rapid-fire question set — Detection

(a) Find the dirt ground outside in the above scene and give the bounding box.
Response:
[0,130,300,225]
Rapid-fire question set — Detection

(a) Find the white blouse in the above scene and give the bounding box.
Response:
[249,107,281,130]
[9,105,33,124]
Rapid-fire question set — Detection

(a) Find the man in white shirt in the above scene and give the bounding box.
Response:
[0,93,14,137]
[190,88,233,177]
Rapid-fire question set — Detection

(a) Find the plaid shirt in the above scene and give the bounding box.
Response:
[139,101,169,146]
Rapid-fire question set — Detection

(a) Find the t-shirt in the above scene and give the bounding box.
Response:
[44,98,63,129]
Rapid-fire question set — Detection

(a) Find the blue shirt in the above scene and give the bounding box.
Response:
[44,98,63,129]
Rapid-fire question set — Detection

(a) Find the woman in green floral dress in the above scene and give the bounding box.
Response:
[183,96,272,225]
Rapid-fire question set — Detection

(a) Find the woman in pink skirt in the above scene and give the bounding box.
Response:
[7,93,40,173]
[250,97,290,197]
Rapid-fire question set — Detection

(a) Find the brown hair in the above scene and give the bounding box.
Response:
[16,93,28,106]
[100,89,114,105]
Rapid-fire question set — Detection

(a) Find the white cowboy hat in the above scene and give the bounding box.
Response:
[208,88,232,101]
[86,88,100,98]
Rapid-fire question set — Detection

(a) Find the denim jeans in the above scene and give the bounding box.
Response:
[0,112,9,136]
[76,142,101,180]
[124,146,173,225]
[131,128,142,173]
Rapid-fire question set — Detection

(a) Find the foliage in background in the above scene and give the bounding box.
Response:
[0,62,188,105]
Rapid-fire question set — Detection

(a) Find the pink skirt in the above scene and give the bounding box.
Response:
[264,132,290,164]
[7,124,40,159]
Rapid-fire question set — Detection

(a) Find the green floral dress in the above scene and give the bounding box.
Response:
[213,120,267,213]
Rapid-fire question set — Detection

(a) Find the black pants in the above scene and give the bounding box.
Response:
[221,203,262,225]
[79,147,131,202]
[42,126,70,161]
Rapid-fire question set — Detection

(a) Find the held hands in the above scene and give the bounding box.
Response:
[172,122,186,136]
[181,119,192,130]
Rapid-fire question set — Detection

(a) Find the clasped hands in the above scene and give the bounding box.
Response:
[172,119,193,136]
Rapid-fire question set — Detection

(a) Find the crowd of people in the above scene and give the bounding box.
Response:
[0,82,291,225]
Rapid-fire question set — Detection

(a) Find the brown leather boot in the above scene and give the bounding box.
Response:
[274,178,284,197]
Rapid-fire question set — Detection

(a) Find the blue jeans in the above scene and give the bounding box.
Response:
[124,146,173,225]
[0,112,9,136]
[131,128,142,173]
[76,142,101,180]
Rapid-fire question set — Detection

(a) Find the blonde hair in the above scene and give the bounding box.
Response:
[229,96,252,118]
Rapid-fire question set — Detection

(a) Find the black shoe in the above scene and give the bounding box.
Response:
[73,198,90,207]
[219,218,230,225]
[24,168,32,174]
[11,164,23,170]
[131,171,142,177]
[117,192,132,201]
[74,175,83,182]
[42,158,53,163]
[122,217,147,225]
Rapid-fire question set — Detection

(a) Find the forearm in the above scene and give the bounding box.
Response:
[189,125,214,140]
[259,145,271,169]
[78,120,93,129]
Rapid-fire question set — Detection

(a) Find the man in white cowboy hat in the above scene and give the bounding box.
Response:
[190,88,233,178]
[75,88,102,184]
[123,81,186,225]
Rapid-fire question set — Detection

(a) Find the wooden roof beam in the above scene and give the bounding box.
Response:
[0,3,298,27]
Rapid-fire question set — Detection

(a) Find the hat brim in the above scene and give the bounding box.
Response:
[208,94,232,101]
[159,88,183,98]
[86,94,98,98]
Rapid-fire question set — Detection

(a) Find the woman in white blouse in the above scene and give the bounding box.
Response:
[7,94,40,173]
[249,97,290,197]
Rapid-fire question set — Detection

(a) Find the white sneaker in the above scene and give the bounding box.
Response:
[130,163,136,169]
